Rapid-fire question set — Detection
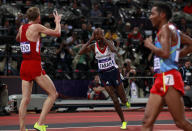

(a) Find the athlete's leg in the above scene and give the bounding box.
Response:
[142,93,164,131]
[165,87,192,130]
[116,83,128,104]
[19,80,33,131]
[35,74,58,125]
[105,85,125,122]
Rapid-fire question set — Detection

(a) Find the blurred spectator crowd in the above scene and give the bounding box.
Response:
[0,0,192,84]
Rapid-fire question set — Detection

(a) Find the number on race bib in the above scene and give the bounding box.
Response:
[20,42,31,53]
[164,74,174,86]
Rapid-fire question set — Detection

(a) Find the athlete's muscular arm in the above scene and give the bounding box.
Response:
[144,25,171,58]
[79,38,94,55]
[37,11,61,37]
[179,32,192,57]
[16,26,22,42]
[79,31,95,55]
[102,38,117,53]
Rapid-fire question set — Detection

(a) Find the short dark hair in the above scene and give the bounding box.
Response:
[26,7,40,21]
[153,3,172,21]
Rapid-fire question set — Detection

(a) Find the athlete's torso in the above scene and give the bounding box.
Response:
[154,24,181,73]
[95,42,118,72]
[20,24,41,61]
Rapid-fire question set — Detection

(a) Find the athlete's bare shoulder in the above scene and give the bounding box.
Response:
[168,24,178,43]
[159,23,175,40]
[29,24,43,31]
[161,24,172,33]
[168,24,177,34]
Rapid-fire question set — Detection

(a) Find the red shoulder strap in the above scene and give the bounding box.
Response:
[21,24,31,42]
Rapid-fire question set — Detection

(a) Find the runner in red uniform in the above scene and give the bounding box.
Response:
[16,7,61,131]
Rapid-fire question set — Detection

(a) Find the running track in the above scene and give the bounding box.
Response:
[0,110,192,131]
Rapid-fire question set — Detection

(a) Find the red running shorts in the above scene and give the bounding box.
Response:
[150,69,184,96]
[20,60,46,81]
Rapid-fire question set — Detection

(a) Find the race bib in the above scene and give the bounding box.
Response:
[20,42,31,53]
[98,58,114,70]
[154,57,160,71]
[164,74,174,86]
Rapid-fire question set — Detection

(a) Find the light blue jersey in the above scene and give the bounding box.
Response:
[154,26,181,73]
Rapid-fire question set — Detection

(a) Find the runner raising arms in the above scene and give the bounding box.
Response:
[79,28,130,130]
[16,7,61,131]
